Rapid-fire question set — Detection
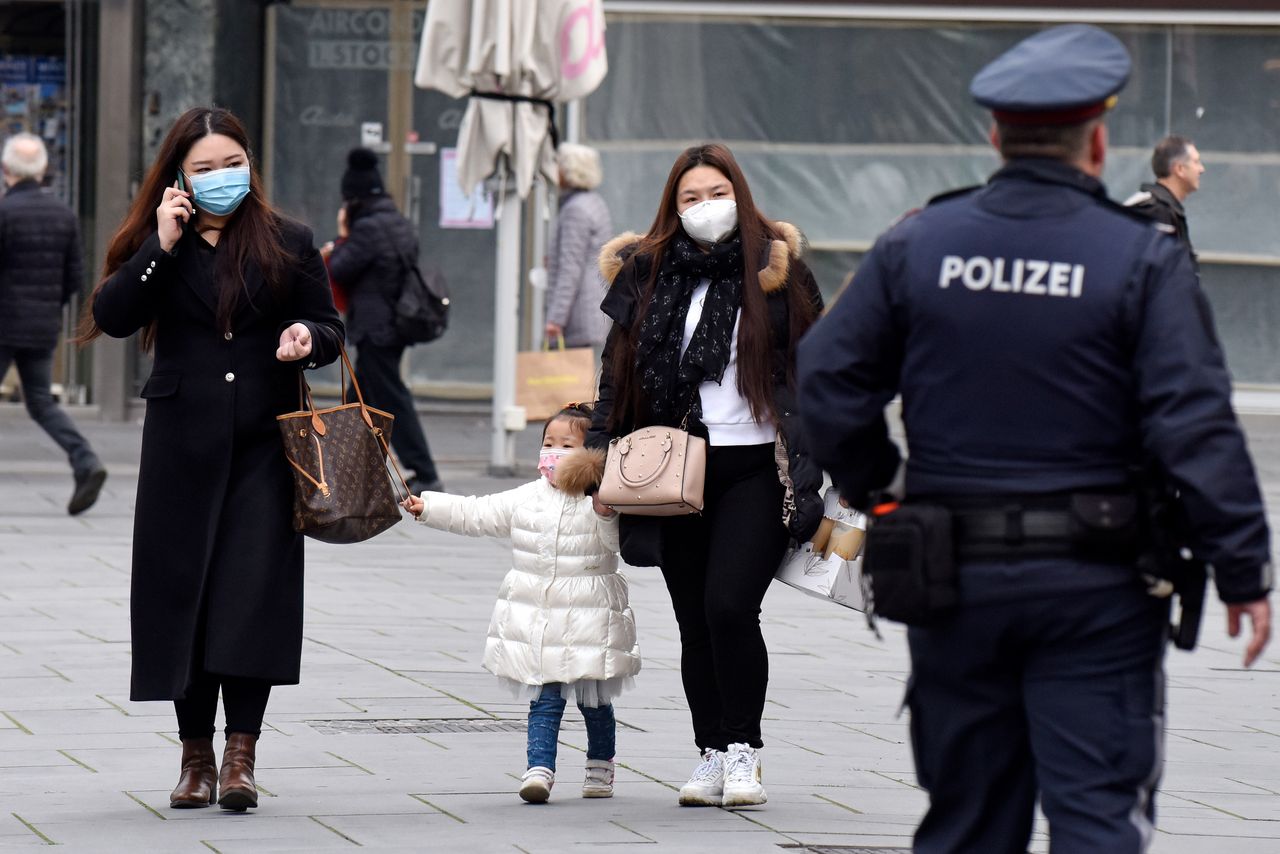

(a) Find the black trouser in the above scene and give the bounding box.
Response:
[659,442,789,752]
[174,670,272,741]
[0,345,100,476]
[353,342,439,485]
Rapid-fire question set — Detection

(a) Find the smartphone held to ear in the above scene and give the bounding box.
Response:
[176,172,197,217]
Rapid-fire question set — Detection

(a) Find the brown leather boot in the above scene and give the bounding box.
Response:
[217,733,259,811]
[169,737,217,808]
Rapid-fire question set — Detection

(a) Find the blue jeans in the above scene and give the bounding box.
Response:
[0,346,100,476]
[527,683,616,771]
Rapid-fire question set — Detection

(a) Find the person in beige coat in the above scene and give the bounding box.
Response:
[402,404,640,803]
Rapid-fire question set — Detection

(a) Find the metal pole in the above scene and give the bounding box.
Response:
[528,178,549,345]
[490,185,523,474]
[565,99,583,145]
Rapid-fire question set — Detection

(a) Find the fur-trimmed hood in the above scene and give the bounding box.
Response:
[557,447,607,497]
[597,221,805,294]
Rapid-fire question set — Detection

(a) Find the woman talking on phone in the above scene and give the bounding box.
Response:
[78,107,344,811]
[585,144,824,808]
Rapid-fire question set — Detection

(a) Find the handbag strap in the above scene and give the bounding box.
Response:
[292,346,412,502]
[296,346,371,432]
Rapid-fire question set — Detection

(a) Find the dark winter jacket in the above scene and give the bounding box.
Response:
[327,196,418,347]
[584,223,825,567]
[92,217,344,700]
[0,180,85,349]
[1125,182,1195,257]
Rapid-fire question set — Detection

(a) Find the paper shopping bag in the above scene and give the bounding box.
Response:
[774,488,869,611]
[516,341,597,421]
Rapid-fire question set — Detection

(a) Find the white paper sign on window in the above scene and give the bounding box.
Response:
[440,147,494,229]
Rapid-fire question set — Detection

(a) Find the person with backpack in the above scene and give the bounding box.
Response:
[323,148,443,494]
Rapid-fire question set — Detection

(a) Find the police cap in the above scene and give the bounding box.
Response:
[970,24,1131,125]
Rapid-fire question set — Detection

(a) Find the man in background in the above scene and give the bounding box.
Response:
[1125,134,1203,255]
[0,133,107,514]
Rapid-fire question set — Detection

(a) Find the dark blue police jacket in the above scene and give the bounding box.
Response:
[798,158,1271,604]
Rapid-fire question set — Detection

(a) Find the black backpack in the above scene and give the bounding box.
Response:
[386,233,450,345]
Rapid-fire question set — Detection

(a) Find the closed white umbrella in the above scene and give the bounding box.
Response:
[416,0,606,200]
[415,0,607,471]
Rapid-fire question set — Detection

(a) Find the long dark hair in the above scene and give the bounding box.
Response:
[77,107,290,349]
[608,143,793,430]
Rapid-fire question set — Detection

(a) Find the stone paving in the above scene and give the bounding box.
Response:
[1,409,1279,853]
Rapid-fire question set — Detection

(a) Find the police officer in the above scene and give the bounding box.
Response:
[797,25,1272,854]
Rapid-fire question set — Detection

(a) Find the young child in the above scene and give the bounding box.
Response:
[402,403,640,803]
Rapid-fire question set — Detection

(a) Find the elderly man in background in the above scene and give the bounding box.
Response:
[0,133,106,514]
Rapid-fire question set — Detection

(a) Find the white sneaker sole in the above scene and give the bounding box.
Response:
[519,780,552,803]
[678,786,723,807]
[582,785,614,798]
[722,784,767,807]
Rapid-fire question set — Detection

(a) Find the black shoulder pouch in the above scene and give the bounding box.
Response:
[863,504,958,625]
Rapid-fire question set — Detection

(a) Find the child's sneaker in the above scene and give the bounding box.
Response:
[582,758,615,798]
[721,743,766,807]
[677,748,724,806]
[519,766,555,803]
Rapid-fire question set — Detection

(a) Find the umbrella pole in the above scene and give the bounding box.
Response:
[490,185,523,475]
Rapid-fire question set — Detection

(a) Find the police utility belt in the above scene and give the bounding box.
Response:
[862,492,1141,627]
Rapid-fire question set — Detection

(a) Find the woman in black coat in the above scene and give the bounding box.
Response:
[322,148,441,494]
[572,144,824,809]
[78,108,344,812]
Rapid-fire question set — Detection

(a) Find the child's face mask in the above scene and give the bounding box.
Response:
[538,448,570,485]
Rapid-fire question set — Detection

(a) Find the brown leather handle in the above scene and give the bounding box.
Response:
[296,345,375,434]
[293,345,412,502]
[336,347,378,429]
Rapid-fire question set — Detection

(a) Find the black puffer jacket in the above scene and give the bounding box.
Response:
[327,196,418,347]
[0,180,85,349]
[587,222,825,566]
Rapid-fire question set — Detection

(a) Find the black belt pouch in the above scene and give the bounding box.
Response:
[863,504,958,625]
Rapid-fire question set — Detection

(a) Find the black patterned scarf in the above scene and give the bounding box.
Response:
[634,230,744,428]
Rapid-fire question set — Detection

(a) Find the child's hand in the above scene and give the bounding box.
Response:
[592,494,616,517]
[402,495,424,518]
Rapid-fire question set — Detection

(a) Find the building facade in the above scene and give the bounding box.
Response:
[11,0,1280,416]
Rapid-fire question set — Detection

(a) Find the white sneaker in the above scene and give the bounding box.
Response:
[677,748,724,806]
[582,758,615,798]
[519,766,555,803]
[721,743,766,807]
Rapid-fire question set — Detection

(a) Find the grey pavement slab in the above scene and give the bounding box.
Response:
[1,412,1279,851]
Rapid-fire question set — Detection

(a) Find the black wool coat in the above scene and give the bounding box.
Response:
[93,218,344,701]
[0,180,85,350]
[326,196,418,347]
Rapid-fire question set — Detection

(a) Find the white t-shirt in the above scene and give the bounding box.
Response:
[679,280,777,446]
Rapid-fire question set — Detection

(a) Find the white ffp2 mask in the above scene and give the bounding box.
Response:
[679,199,738,245]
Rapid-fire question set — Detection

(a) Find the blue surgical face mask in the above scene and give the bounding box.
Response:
[185,166,251,216]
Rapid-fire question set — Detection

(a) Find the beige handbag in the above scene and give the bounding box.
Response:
[598,426,707,516]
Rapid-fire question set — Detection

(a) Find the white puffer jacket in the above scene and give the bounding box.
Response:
[417,478,641,688]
